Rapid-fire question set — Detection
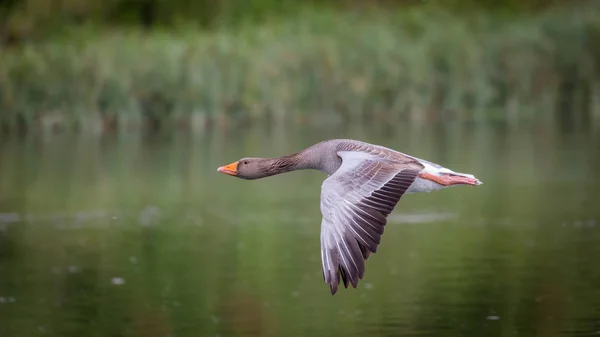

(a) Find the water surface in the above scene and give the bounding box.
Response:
[1,122,599,337]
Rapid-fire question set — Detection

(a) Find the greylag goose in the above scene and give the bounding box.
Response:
[217,139,482,295]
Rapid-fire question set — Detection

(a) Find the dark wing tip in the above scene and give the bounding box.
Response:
[327,270,359,295]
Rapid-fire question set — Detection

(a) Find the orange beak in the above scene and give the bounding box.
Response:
[217,161,239,176]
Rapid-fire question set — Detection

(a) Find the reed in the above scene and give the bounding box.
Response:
[1,4,599,133]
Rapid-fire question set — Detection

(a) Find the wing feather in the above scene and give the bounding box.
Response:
[320,150,421,294]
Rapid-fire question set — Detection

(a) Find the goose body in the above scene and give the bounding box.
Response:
[218,139,481,294]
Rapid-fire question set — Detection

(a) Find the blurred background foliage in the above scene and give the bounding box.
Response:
[0,0,598,133]
[0,0,587,43]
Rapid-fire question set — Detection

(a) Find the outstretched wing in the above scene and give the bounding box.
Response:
[319,151,421,294]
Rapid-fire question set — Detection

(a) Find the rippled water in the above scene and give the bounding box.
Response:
[1,122,599,337]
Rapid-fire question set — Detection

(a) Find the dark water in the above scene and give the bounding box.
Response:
[1,122,599,337]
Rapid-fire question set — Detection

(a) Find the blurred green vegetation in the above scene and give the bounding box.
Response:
[0,0,585,41]
[0,0,582,41]
[0,0,599,133]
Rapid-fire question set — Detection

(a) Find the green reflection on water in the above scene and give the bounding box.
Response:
[0,122,599,337]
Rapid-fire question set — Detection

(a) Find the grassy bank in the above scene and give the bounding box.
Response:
[1,4,600,133]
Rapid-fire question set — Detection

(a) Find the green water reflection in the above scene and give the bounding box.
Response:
[0,122,599,337]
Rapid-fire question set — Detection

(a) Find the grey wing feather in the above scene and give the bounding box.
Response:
[319,150,420,294]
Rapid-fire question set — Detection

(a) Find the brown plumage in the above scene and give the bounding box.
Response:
[218,139,482,295]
